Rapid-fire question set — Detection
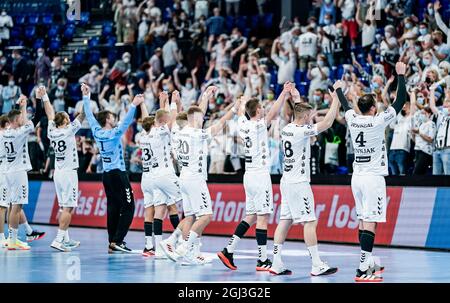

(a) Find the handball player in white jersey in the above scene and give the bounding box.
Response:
[335,62,407,282]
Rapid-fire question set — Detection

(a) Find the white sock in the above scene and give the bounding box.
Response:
[10,228,18,243]
[155,235,162,249]
[64,230,70,242]
[307,245,322,267]
[359,250,372,271]
[22,222,33,235]
[167,227,182,244]
[186,231,198,249]
[226,235,240,253]
[258,245,267,261]
[0,233,5,241]
[273,244,283,266]
[8,226,12,240]
[145,236,154,249]
[55,229,65,243]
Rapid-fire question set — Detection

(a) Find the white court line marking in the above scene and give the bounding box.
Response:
[234,249,358,257]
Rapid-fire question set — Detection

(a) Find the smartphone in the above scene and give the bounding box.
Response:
[328,85,335,93]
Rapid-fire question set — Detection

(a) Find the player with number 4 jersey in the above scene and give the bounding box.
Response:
[39,86,85,252]
[270,84,339,276]
[335,62,407,282]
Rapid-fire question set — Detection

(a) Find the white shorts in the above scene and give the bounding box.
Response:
[5,171,28,205]
[141,173,165,208]
[152,174,181,207]
[180,177,212,217]
[351,175,387,223]
[0,173,8,208]
[243,171,273,215]
[54,169,78,208]
[280,181,316,224]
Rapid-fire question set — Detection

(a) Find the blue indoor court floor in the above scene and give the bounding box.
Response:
[1,225,450,283]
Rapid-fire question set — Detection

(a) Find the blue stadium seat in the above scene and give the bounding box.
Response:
[236,16,247,32]
[10,27,22,40]
[88,37,100,48]
[87,50,101,65]
[226,16,235,32]
[251,15,259,29]
[63,24,76,41]
[14,14,26,26]
[68,83,81,100]
[33,38,45,50]
[42,13,53,26]
[28,13,39,25]
[79,12,90,26]
[9,39,24,47]
[106,36,117,47]
[72,50,86,66]
[243,28,251,38]
[25,26,36,40]
[48,24,60,38]
[102,22,114,37]
[49,38,61,53]
[107,48,118,63]
[263,13,273,29]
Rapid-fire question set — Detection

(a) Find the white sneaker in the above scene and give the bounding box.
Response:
[64,239,80,249]
[0,239,7,248]
[51,240,72,252]
[154,243,168,259]
[194,242,212,264]
[311,261,338,276]
[181,249,205,266]
[7,239,30,251]
[160,239,179,262]
[269,262,292,275]
[175,242,188,258]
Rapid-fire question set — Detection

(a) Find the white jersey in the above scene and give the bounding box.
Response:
[281,123,319,183]
[0,129,6,173]
[238,116,270,172]
[345,107,397,176]
[148,125,175,177]
[1,121,34,172]
[48,120,82,171]
[138,132,154,173]
[177,126,211,180]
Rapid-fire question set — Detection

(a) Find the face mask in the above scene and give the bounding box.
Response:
[417,97,425,105]
[405,23,413,29]
[0,58,6,65]
[57,85,64,90]
[323,99,330,107]
[137,124,143,132]
[415,46,422,52]
[324,19,331,25]
[267,93,274,101]
[217,97,224,105]
[385,32,392,39]
[51,62,56,68]
[185,83,193,90]
[1,12,6,16]
[310,22,317,29]
[419,28,428,36]
[442,107,449,116]
[313,95,321,103]
[324,0,331,4]
[209,103,216,110]
[142,17,147,22]
[371,82,380,91]
[280,55,289,63]
[317,60,325,67]
[37,52,44,58]
[163,85,169,91]
[102,62,108,68]
[91,71,98,77]
[412,65,419,72]
[428,8,434,15]
[423,58,431,66]
[123,57,130,63]
[8,81,14,86]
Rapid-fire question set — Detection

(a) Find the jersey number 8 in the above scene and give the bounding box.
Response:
[51,140,67,153]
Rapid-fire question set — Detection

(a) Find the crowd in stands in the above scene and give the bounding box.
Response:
[1,0,450,177]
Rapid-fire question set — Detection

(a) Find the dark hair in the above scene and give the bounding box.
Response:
[54,112,68,127]
[357,94,376,114]
[245,98,261,118]
[97,110,113,127]
[423,106,433,115]
[7,109,21,122]
[187,106,204,116]
[0,115,9,128]
[142,116,155,132]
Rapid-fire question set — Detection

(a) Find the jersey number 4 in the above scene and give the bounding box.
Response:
[355,132,367,147]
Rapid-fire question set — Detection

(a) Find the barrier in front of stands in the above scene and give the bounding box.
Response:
[25,181,450,250]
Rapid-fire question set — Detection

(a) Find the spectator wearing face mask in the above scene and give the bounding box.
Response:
[173,67,199,110]
[380,25,399,67]
[79,65,102,96]
[430,84,450,175]
[420,51,439,82]
[0,9,13,42]
[49,79,69,112]
[319,0,336,25]
[109,52,132,85]
[34,48,51,86]
[295,26,318,72]
[424,2,437,31]
[412,107,436,175]
[50,57,67,89]
[417,22,432,50]
[307,54,330,102]
[1,76,21,114]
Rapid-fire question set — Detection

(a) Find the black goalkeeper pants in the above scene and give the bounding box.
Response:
[102,169,135,244]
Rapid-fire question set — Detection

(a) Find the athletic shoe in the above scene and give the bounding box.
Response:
[64,239,80,249]
[370,262,385,275]
[256,259,272,271]
[194,242,212,264]
[181,249,205,266]
[51,240,71,252]
[7,239,30,251]
[174,242,187,260]
[217,248,237,270]
[354,268,383,283]
[0,239,7,248]
[311,261,338,276]
[160,240,179,261]
[142,247,155,257]
[26,230,46,242]
[155,245,168,259]
[269,262,292,275]
[109,242,133,253]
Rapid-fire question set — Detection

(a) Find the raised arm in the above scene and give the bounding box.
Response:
[208,98,241,136]
[81,83,101,130]
[199,85,217,114]
[316,89,340,133]
[37,86,55,121]
[429,84,440,115]
[265,82,293,125]
[334,80,351,112]
[159,91,169,111]
[140,99,149,118]
[434,1,450,36]
[168,90,181,129]
[31,94,44,127]
[116,94,142,135]
[391,62,407,114]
